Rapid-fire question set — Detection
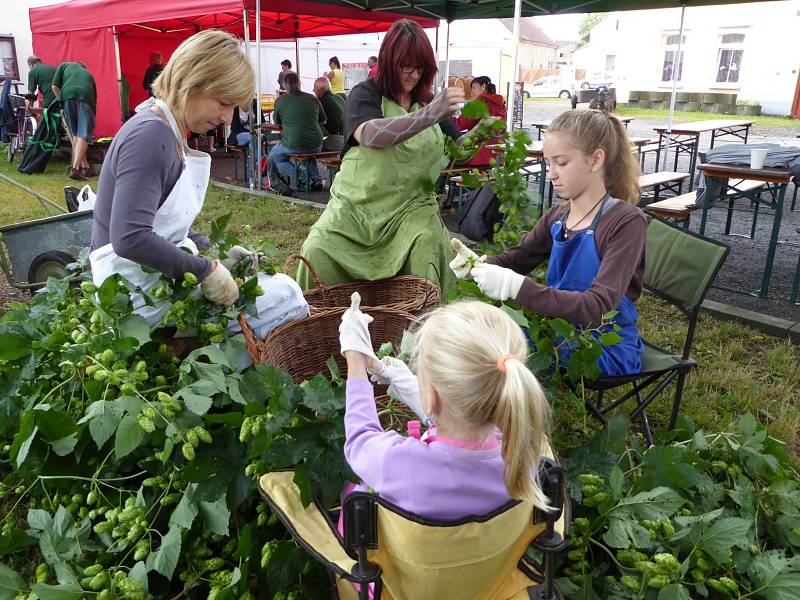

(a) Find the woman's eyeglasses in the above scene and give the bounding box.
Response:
[399,65,426,75]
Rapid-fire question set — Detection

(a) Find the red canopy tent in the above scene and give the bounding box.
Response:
[28,0,437,137]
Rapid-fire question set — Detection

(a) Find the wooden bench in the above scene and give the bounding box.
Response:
[639,171,690,203]
[287,151,341,193]
[644,192,699,227]
[226,145,249,184]
[318,156,342,185]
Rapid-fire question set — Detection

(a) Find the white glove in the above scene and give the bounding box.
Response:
[200,260,240,306]
[449,238,486,279]
[221,245,260,275]
[471,263,526,301]
[368,356,426,421]
[339,292,378,359]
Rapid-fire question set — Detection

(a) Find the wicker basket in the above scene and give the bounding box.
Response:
[286,254,440,316]
[375,394,416,432]
[239,306,420,384]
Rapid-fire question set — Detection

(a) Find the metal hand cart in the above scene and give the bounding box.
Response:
[5,94,37,163]
[0,172,92,289]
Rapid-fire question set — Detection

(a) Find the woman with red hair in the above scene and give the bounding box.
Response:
[297,19,465,291]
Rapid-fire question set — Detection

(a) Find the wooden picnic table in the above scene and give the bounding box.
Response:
[529,115,633,139]
[486,141,549,203]
[652,119,754,191]
[697,162,791,298]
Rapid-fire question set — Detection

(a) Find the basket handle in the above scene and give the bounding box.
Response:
[237,312,263,364]
[284,254,325,290]
[423,261,442,308]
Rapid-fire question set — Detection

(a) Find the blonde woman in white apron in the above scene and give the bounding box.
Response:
[89,30,307,342]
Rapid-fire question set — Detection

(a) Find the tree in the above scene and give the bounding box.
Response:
[578,12,607,41]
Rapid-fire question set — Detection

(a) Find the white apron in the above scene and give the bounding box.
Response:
[90,98,309,336]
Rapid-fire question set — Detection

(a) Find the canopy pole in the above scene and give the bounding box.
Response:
[112,26,123,125]
[243,9,255,190]
[443,20,451,88]
[295,37,301,78]
[662,3,686,171]
[435,25,440,90]
[505,0,522,133]
[256,0,262,190]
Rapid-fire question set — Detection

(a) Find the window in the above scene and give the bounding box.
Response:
[0,35,19,81]
[661,34,685,83]
[716,32,745,83]
[605,55,616,72]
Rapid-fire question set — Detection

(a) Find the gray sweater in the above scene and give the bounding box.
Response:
[91,111,212,281]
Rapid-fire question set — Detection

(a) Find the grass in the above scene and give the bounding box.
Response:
[2,150,799,458]
[615,105,800,128]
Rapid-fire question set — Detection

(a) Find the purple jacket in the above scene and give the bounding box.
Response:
[344,378,513,520]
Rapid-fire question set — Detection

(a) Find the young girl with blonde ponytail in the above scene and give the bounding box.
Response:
[338,298,552,519]
[451,110,646,376]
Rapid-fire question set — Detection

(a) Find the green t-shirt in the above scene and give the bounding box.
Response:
[52,62,97,111]
[319,91,344,136]
[27,63,56,107]
[274,91,325,150]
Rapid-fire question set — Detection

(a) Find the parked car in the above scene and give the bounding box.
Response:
[523,76,574,99]
[578,72,615,90]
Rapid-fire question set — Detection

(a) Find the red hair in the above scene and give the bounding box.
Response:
[375,19,437,105]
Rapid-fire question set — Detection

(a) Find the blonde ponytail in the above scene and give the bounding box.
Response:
[412,301,553,511]
[548,110,641,205]
[495,358,551,509]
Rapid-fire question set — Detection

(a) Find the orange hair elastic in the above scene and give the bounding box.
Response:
[496,353,515,374]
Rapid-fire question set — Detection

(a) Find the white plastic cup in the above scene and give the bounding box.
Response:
[750,148,768,170]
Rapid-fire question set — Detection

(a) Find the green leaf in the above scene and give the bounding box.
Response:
[51,434,78,456]
[177,389,213,416]
[119,314,152,348]
[598,331,622,346]
[609,465,624,498]
[129,561,149,592]
[146,525,182,579]
[169,488,199,529]
[302,374,344,414]
[0,529,35,557]
[198,492,231,536]
[747,551,800,600]
[0,563,24,600]
[460,99,490,120]
[0,333,31,360]
[115,414,145,459]
[658,583,690,600]
[500,303,529,327]
[30,583,85,600]
[35,409,77,442]
[79,400,124,449]
[610,487,684,521]
[675,515,751,566]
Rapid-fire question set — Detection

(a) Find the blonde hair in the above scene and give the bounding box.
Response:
[412,301,552,511]
[153,30,254,118]
[547,110,641,205]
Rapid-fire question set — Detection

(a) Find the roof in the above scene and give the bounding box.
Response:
[500,18,556,47]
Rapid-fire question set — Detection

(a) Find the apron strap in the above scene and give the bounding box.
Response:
[587,195,618,230]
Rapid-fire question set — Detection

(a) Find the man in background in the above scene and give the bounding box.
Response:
[277,59,295,92]
[313,76,344,152]
[142,51,163,97]
[26,55,56,108]
[367,55,378,79]
[52,61,96,180]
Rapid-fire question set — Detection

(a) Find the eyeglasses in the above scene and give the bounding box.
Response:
[400,65,426,75]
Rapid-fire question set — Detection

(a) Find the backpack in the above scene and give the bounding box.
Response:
[457,183,502,242]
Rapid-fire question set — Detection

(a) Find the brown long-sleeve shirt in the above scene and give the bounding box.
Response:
[487,201,646,327]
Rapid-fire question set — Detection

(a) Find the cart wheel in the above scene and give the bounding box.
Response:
[27,251,76,284]
[6,135,16,163]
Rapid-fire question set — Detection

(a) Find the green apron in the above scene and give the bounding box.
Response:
[297,97,451,291]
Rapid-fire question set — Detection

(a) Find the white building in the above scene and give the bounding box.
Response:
[573,1,800,115]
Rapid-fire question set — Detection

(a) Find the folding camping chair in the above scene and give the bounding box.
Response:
[579,217,729,446]
[259,453,569,600]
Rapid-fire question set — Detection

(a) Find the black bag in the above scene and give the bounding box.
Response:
[17,102,62,175]
[458,183,502,242]
[266,158,295,197]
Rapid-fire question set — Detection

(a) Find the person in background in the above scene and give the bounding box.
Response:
[26,55,56,108]
[313,76,344,152]
[227,98,259,148]
[454,75,506,166]
[339,297,553,521]
[367,55,378,79]
[142,51,163,98]
[450,110,645,377]
[277,59,294,92]
[52,61,97,180]
[297,19,467,291]
[327,56,346,99]
[269,72,326,192]
[120,73,130,121]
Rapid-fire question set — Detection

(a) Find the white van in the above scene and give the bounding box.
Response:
[523,76,574,99]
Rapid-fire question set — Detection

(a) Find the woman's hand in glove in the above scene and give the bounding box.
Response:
[200,260,239,306]
[471,263,525,301]
[449,238,486,279]
[339,292,377,359]
[221,245,260,275]
[426,86,465,122]
[368,357,426,421]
